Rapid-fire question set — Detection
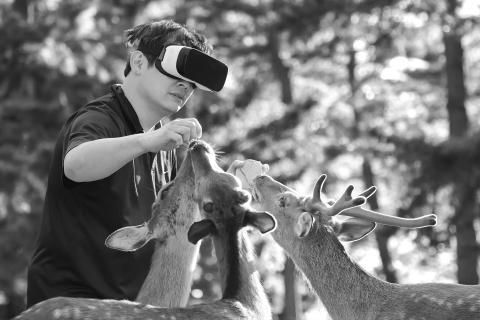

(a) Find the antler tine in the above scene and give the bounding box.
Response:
[325,185,366,217]
[304,175,366,217]
[302,175,327,213]
[312,174,327,202]
[357,186,377,199]
[339,206,437,228]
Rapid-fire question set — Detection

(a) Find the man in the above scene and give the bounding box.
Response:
[26,20,227,307]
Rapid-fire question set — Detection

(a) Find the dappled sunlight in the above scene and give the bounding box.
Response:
[2,0,480,319]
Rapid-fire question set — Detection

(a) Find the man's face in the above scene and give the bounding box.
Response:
[138,53,196,114]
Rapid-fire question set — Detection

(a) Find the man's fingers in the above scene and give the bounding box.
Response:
[169,124,192,143]
[174,118,202,139]
[161,118,202,146]
[190,118,202,139]
[188,125,196,142]
[161,132,184,150]
[171,132,183,147]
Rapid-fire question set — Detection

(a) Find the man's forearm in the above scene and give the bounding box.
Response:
[64,134,147,182]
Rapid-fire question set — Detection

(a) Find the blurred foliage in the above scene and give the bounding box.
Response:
[1,0,480,319]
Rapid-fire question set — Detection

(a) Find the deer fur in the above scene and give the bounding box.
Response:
[251,174,480,320]
[14,140,274,320]
[186,141,275,320]
[132,151,200,307]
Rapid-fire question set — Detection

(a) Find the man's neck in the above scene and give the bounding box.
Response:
[122,81,170,130]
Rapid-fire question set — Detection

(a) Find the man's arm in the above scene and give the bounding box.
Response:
[64,118,201,182]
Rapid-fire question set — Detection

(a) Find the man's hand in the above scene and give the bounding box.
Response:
[140,118,202,152]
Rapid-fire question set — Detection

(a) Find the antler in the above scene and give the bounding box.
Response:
[304,174,437,229]
[340,187,437,228]
[303,174,366,216]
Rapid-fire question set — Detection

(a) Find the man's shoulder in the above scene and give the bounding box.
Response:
[87,87,118,105]
[74,91,124,123]
[83,91,119,114]
[57,95,125,141]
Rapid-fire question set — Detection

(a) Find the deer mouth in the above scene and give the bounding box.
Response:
[250,185,259,202]
[250,179,264,202]
[188,139,212,153]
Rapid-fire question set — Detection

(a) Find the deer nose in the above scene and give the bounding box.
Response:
[189,140,211,153]
[253,175,269,185]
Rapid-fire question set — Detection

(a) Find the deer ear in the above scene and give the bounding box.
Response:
[188,220,216,244]
[105,223,152,252]
[334,217,376,242]
[244,210,277,234]
[294,212,314,238]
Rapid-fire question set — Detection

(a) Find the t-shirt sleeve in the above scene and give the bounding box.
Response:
[62,106,122,186]
[64,106,121,157]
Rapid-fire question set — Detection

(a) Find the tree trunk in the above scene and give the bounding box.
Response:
[347,48,361,138]
[454,183,479,284]
[362,159,398,283]
[443,31,468,138]
[267,31,292,104]
[13,0,28,17]
[443,0,478,284]
[349,45,398,283]
[279,257,301,320]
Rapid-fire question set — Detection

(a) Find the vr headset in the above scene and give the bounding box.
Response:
[154,45,228,92]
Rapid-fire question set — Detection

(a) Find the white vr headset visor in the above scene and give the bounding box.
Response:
[155,45,228,92]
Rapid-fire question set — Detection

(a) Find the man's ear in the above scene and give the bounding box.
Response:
[333,217,376,242]
[129,50,146,75]
[105,222,152,251]
[294,212,314,238]
[244,210,276,234]
[188,220,216,244]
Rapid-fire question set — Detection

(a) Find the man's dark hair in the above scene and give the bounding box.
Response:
[123,20,213,77]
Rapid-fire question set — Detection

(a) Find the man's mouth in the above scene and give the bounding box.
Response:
[170,93,184,102]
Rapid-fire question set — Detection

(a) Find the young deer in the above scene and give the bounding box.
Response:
[14,140,275,320]
[251,173,480,320]
[105,149,201,308]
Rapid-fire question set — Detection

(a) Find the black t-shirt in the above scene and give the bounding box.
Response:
[26,84,176,307]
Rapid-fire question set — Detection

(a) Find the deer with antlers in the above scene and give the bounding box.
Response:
[248,172,480,320]
[14,140,275,320]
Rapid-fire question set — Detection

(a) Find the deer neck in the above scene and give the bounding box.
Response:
[274,223,397,320]
[136,158,201,307]
[213,229,272,319]
[136,236,200,307]
[136,183,200,306]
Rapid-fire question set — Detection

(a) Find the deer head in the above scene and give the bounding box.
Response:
[186,140,276,243]
[252,174,436,243]
[104,151,198,252]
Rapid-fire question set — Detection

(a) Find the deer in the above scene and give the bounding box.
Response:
[249,173,480,320]
[14,140,275,320]
[105,145,201,308]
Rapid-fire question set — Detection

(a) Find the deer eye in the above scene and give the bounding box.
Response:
[203,202,214,213]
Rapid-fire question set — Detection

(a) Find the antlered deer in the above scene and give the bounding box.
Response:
[251,173,480,320]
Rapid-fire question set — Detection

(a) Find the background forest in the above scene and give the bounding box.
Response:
[1,0,480,319]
